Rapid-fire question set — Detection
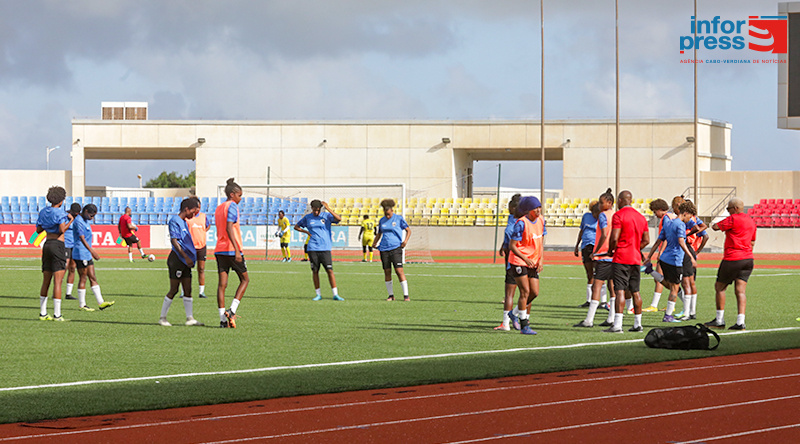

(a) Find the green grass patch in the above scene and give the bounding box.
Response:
[0,258,798,423]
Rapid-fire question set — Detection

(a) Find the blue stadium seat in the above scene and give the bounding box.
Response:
[37,196,46,207]
[157,214,166,225]
[0,204,8,212]
[111,214,119,224]
[1,196,7,204]
[19,196,27,205]
[11,213,21,224]
[9,196,18,204]
[131,214,140,224]
[10,204,19,212]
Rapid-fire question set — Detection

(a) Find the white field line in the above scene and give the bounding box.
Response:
[1,327,799,394]
[673,423,800,443]
[3,368,798,442]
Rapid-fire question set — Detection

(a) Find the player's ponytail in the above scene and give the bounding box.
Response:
[224,178,241,199]
[600,188,614,205]
[508,193,521,213]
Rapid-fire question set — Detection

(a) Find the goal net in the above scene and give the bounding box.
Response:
[214,183,434,263]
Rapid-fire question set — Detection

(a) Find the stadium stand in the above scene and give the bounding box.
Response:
[3,195,797,228]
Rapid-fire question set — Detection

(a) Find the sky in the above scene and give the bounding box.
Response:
[1,0,798,191]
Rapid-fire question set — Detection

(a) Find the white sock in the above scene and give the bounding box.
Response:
[512,306,521,318]
[161,296,173,319]
[585,300,599,324]
[128,252,133,261]
[385,281,393,297]
[586,284,592,303]
[199,285,205,295]
[736,314,745,326]
[606,297,616,323]
[78,289,86,307]
[502,310,510,326]
[666,300,676,316]
[219,308,227,322]
[183,296,193,319]
[66,283,73,296]
[54,298,62,318]
[689,294,697,315]
[626,298,633,311]
[39,296,48,316]
[139,248,145,257]
[519,310,530,320]
[400,280,409,297]
[332,287,339,297]
[315,288,322,297]
[230,298,240,314]
[634,314,642,328]
[613,313,624,330]
[716,309,725,324]
[91,285,104,305]
[651,292,662,308]
[600,283,607,303]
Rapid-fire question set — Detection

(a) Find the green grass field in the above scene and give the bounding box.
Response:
[0,257,798,423]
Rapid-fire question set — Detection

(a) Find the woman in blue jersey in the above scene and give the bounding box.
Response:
[73,204,115,312]
[372,199,411,301]
[64,202,82,301]
[35,186,74,321]
[495,194,521,330]
[574,200,600,308]
[295,200,344,301]
[159,198,203,327]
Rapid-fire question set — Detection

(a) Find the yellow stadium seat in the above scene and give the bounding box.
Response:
[546,198,554,205]
[420,217,430,225]
[475,217,485,226]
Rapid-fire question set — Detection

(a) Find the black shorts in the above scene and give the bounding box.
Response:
[716,259,754,285]
[280,242,289,248]
[612,263,641,293]
[593,260,613,281]
[659,260,682,286]
[41,239,66,272]
[509,264,539,279]
[682,246,696,278]
[215,254,248,275]
[308,250,333,272]
[581,245,595,264]
[504,264,516,285]
[196,246,207,262]
[168,251,192,280]
[123,235,140,246]
[65,247,73,260]
[75,258,94,269]
[380,247,404,270]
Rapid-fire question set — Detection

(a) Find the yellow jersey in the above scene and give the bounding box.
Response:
[278,217,291,243]
[361,218,376,243]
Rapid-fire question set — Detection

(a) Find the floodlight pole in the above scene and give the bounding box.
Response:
[493,163,502,264]
[693,0,699,207]
[46,145,60,170]
[540,0,546,208]
[615,0,620,195]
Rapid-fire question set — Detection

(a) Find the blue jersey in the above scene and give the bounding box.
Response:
[502,214,517,250]
[376,214,409,251]
[168,214,196,266]
[296,212,338,252]
[64,218,76,248]
[36,207,68,234]
[71,216,93,261]
[685,216,707,237]
[657,216,686,267]
[579,212,598,249]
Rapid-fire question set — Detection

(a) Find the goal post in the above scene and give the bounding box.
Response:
[214,183,433,263]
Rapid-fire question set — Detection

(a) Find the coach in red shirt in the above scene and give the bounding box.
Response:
[605,190,650,333]
[705,198,756,331]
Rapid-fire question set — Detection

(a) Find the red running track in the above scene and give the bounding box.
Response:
[1,349,799,443]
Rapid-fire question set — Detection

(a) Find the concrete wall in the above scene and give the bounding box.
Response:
[0,170,72,196]
[701,170,800,206]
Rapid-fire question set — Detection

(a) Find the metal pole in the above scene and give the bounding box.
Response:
[493,163,502,264]
[540,0,546,208]
[615,0,620,195]
[693,0,699,205]
[265,166,270,260]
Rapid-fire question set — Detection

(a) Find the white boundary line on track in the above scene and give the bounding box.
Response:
[2,326,798,393]
[674,423,800,443]
[2,358,799,442]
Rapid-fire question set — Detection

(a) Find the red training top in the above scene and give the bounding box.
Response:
[118,213,133,238]
[716,213,757,261]
[611,206,648,266]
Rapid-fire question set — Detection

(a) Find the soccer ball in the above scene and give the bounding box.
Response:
[147,254,156,262]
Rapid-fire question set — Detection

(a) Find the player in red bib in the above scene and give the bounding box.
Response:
[118,207,147,262]
[605,190,649,333]
[705,198,756,330]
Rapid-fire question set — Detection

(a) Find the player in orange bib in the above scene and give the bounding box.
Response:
[506,196,546,336]
[188,196,211,298]
[214,178,249,328]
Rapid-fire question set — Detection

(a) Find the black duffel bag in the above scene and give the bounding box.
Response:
[644,323,720,350]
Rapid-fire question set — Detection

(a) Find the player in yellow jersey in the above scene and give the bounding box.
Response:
[359,214,377,262]
[276,210,292,262]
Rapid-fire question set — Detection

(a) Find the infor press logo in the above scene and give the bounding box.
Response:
[679,15,787,54]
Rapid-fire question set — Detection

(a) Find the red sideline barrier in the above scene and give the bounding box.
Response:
[0,225,151,248]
